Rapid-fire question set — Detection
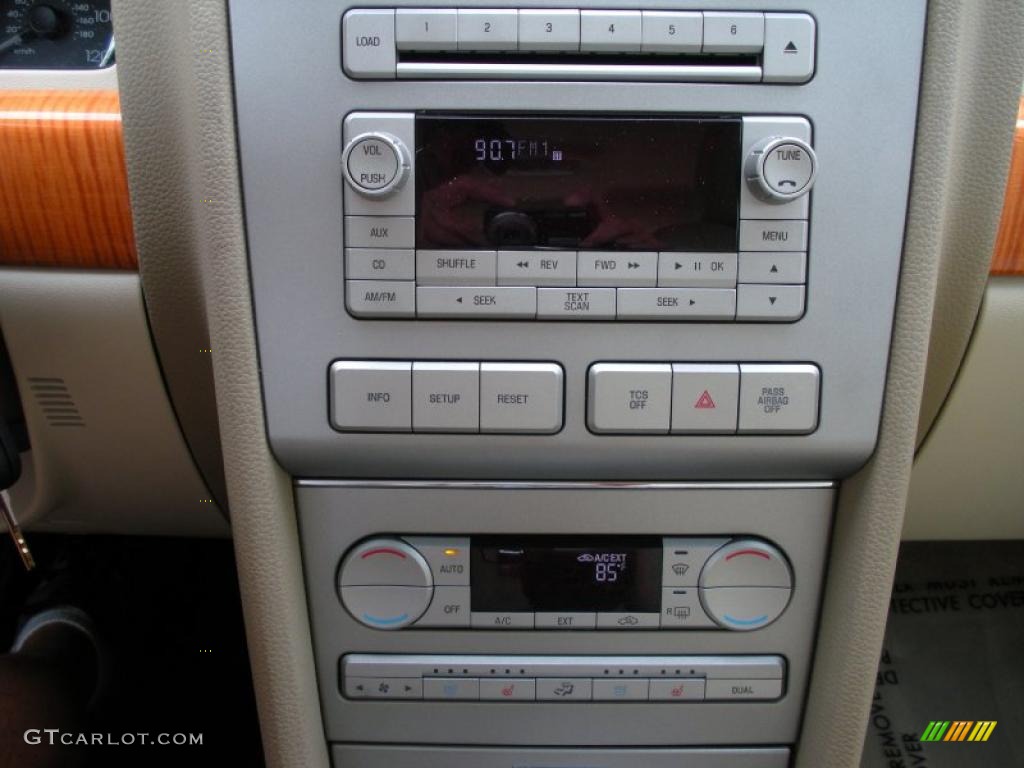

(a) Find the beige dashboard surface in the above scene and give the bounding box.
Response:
[904,277,1024,540]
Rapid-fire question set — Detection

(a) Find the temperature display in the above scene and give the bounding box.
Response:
[471,536,662,612]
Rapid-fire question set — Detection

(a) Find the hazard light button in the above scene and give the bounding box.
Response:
[670,364,739,434]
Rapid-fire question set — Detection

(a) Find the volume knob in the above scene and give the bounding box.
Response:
[342,132,411,198]
[338,538,433,630]
[745,136,818,203]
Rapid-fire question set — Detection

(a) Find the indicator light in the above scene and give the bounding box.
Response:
[443,548,460,557]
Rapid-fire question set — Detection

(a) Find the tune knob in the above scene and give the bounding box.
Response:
[338,538,433,630]
[342,132,411,198]
[698,539,793,631]
[745,137,818,203]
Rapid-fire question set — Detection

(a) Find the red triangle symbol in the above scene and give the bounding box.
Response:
[694,390,716,409]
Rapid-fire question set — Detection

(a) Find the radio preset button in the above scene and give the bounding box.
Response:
[670,364,740,434]
[330,360,412,431]
[537,288,616,320]
[342,9,397,79]
[396,9,458,51]
[415,586,471,627]
[580,11,642,52]
[345,280,416,319]
[738,363,820,434]
[587,363,672,434]
[702,12,765,54]
[535,612,597,630]
[412,362,480,433]
[480,363,564,435]
[458,9,518,51]
[345,215,415,249]
[738,251,807,284]
[763,13,816,84]
[736,284,806,322]
[578,251,657,287]
[497,250,576,286]
[616,288,736,321]
[649,678,706,701]
[471,612,535,629]
[738,220,808,252]
[641,11,702,54]
[537,678,593,701]
[417,250,497,286]
[416,286,537,318]
[658,252,737,288]
[592,678,650,701]
[345,248,415,281]
[518,9,580,51]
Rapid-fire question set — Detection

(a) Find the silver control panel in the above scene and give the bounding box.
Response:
[342,8,816,83]
[342,654,785,702]
[342,112,814,323]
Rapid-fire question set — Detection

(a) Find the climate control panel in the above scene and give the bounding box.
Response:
[337,534,794,631]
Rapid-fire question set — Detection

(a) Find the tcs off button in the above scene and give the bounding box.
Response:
[343,132,411,198]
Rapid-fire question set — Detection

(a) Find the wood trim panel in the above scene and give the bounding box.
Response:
[0,90,136,269]
[992,98,1024,276]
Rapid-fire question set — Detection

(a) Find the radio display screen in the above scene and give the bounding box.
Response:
[471,536,663,612]
[415,114,741,252]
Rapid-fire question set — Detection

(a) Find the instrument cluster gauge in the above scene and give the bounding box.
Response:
[0,1,114,69]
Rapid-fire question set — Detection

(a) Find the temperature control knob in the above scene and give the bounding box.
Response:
[745,137,818,203]
[698,539,793,631]
[338,538,433,630]
[342,132,411,198]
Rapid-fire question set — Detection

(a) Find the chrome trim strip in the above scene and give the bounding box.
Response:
[296,479,835,490]
[396,62,763,82]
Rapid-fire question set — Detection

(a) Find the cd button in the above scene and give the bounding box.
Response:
[535,612,597,630]
[595,612,660,630]
[536,678,593,701]
[580,11,642,52]
[471,612,535,629]
[649,678,706,701]
[345,248,415,281]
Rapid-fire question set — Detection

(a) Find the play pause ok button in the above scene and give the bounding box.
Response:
[671,364,739,434]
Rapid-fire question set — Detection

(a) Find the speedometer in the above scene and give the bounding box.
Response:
[0,1,114,69]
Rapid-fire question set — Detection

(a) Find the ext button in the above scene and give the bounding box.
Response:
[329,361,412,431]
[587,363,672,434]
[535,612,597,630]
